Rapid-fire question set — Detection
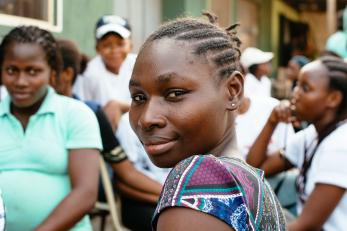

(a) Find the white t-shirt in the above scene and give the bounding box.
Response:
[116,113,170,184]
[0,86,8,101]
[285,124,347,231]
[244,73,272,97]
[235,96,294,159]
[0,190,5,231]
[73,54,136,106]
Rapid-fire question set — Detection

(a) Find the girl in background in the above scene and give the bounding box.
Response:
[0,26,101,230]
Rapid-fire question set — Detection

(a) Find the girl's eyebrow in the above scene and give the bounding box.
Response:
[129,72,186,87]
[129,79,140,87]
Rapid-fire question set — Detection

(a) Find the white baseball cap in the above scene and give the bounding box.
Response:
[95,15,131,39]
[240,47,274,69]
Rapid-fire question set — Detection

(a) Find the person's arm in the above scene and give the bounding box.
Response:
[112,160,162,202]
[157,207,234,231]
[246,100,294,176]
[103,100,130,131]
[35,149,99,231]
[288,183,345,231]
[116,180,159,204]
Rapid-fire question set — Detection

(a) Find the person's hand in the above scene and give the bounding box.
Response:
[268,100,296,126]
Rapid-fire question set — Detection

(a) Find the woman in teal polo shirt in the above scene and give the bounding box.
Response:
[0,26,102,230]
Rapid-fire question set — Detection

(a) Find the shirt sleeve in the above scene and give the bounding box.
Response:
[94,108,127,163]
[314,141,347,189]
[152,155,251,230]
[65,101,102,150]
[284,127,310,167]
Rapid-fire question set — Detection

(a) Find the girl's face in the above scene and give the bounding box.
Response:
[129,39,240,168]
[293,61,334,123]
[96,33,131,74]
[1,42,53,108]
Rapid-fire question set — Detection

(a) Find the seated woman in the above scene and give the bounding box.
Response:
[0,26,101,230]
[128,13,286,230]
[247,56,347,230]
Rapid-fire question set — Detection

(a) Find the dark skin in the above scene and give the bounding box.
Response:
[96,33,132,75]
[129,38,243,230]
[58,61,162,204]
[252,62,271,80]
[247,61,346,230]
[1,42,100,230]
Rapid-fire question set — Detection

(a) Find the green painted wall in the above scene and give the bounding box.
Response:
[259,0,272,51]
[162,0,185,21]
[271,0,299,68]
[185,0,208,17]
[56,0,113,56]
[162,0,208,21]
[0,0,114,57]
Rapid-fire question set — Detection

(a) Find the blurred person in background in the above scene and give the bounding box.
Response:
[240,47,273,97]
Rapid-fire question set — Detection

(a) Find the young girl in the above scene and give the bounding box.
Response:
[128,14,286,230]
[0,26,101,230]
[247,56,347,230]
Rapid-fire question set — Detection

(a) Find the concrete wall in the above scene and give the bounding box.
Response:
[114,0,162,52]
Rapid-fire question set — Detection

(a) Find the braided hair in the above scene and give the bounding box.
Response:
[0,26,62,78]
[296,56,347,203]
[141,12,241,79]
[320,56,347,115]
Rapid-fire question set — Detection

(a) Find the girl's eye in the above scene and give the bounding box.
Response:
[301,84,310,92]
[132,94,146,103]
[166,90,187,100]
[27,69,38,76]
[6,67,16,75]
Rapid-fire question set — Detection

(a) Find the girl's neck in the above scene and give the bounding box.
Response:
[238,97,251,115]
[313,111,346,137]
[209,123,239,158]
[11,93,46,118]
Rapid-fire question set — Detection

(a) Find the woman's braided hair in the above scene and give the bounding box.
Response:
[141,12,241,79]
[320,56,347,115]
[0,26,62,78]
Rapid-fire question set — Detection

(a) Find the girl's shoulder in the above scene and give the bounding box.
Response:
[153,155,286,230]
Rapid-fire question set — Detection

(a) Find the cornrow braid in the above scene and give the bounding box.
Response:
[320,56,347,115]
[142,12,241,79]
[0,26,62,78]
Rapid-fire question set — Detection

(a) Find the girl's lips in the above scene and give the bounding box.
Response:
[143,140,177,156]
[11,92,31,100]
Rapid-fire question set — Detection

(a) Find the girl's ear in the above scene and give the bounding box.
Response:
[327,89,343,110]
[49,71,58,88]
[225,71,244,111]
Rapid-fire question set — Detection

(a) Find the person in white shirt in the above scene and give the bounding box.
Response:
[235,95,297,214]
[247,56,347,230]
[0,86,7,101]
[236,96,294,159]
[240,47,273,97]
[73,15,136,107]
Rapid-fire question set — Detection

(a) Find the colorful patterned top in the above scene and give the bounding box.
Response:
[152,155,286,231]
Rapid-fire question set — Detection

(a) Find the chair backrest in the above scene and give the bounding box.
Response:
[98,157,124,231]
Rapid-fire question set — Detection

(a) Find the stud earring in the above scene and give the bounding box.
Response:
[231,103,236,107]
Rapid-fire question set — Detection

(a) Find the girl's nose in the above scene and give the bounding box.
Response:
[138,98,166,132]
